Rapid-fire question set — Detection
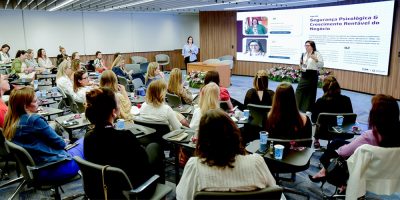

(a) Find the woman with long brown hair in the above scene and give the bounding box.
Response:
[3,87,83,182]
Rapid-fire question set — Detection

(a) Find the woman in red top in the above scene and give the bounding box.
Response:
[0,74,10,127]
[204,71,233,112]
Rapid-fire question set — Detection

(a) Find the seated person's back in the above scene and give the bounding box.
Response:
[244,70,274,106]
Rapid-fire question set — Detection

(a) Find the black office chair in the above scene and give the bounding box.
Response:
[194,186,283,200]
[0,130,23,189]
[219,101,230,112]
[315,113,357,145]
[244,104,271,143]
[133,117,171,145]
[6,141,82,200]
[73,156,172,200]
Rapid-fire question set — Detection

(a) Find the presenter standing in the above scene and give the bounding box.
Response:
[295,40,324,113]
[182,36,199,70]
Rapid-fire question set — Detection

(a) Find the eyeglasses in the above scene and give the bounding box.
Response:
[250,44,259,47]
[304,44,311,47]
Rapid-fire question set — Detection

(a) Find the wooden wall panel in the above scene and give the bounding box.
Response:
[49,49,197,71]
[200,2,400,99]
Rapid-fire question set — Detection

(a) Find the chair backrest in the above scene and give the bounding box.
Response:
[315,113,357,141]
[131,56,148,64]
[133,117,171,143]
[0,129,10,159]
[132,78,144,89]
[6,141,36,183]
[86,60,95,72]
[194,186,283,200]
[247,104,271,128]
[219,101,230,112]
[218,55,234,61]
[117,76,130,92]
[155,54,170,65]
[65,92,80,113]
[124,64,141,74]
[203,59,221,65]
[346,144,400,200]
[166,92,182,108]
[73,156,133,199]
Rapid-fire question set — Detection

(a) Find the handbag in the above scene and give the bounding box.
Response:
[101,165,111,200]
[326,156,349,187]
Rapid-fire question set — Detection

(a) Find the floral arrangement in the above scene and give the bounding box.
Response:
[186,71,206,88]
[268,66,332,87]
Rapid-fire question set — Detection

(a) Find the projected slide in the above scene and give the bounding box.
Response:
[236,0,395,75]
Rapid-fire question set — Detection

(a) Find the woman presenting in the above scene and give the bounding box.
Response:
[295,40,324,112]
[182,36,199,69]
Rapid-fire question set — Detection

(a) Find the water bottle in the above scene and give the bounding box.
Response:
[269,141,274,155]
[33,80,39,90]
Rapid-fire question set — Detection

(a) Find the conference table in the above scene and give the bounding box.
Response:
[187,62,231,87]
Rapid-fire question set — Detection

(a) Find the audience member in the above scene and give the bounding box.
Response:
[25,49,40,69]
[3,87,84,182]
[0,74,10,127]
[176,109,276,200]
[99,70,132,120]
[56,60,78,100]
[73,70,93,103]
[311,75,353,148]
[0,44,11,64]
[84,87,164,198]
[56,46,67,66]
[93,51,107,73]
[266,82,312,149]
[244,70,274,107]
[167,68,193,104]
[139,79,186,130]
[204,70,233,111]
[145,62,164,87]
[189,82,220,131]
[11,50,31,74]
[37,48,54,69]
[309,94,400,192]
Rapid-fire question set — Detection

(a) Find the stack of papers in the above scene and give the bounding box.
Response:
[168,132,189,141]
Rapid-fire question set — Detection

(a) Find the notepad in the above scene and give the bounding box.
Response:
[168,132,189,141]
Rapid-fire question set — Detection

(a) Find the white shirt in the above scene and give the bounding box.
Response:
[38,57,53,69]
[56,75,79,101]
[0,52,11,64]
[301,51,324,71]
[75,86,93,103]
[189,107,201,131]
[176,154,276,200]
[139,102,182,131]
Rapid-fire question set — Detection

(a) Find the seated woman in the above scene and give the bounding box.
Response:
[56,60,78,100]
[100,70,132,120]
[176,109,276,200]
[145,62,164,87]
[11,50,33,74]
[309,94,400,192]
[73,70,94,103]
[189,82,220,131]
[37,48,54,69]
[0,44,11,65]
[244,70,274,107]
[84,88,164,197]
[94,51,107,73]
[0,74,10,127]
[167,68,193,105]
[112,55,144,84]
[311,76,353,148]
[3,87,84,182]
[139,79,188,130]
[204,70,233,112]
[266,82,312,148]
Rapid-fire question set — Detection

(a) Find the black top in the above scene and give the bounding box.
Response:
[267,117,313,149]
[84,127,151,188]
[244,88,275,107]
[311,94,353,123]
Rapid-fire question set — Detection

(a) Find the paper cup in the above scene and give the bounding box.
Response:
[243,109,250,118]
[274,144,284,160]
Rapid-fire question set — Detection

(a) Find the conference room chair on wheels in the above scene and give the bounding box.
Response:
[131,56,148,65]
[315,113,357,146]
[73,156,172,200]
[133,117,171,146]
[0,130,23,189]
[117,76,134,92]
[244,104,271,143]
[6,141,83,200]
[194,185,283,200]
[65,92,84,114]
[155,54,170,72]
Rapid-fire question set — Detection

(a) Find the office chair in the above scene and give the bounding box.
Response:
[117,76,133,92]
[155,54,170,71]
[194,185,283,200]
[133,117,171,145]
[244,104,271,143]
[0,130,23,189]
[315,113,357,145]
[131,56,148,64]
[73,156,172,200]
[6,141,82,200]
[219,101,231,112]
[166,92,182,108]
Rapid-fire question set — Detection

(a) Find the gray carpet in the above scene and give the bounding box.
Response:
[1,74,399,199]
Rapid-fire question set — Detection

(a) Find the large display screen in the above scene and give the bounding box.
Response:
[236,0,395,75]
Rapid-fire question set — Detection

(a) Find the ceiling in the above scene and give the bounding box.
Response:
[1,0,349,13]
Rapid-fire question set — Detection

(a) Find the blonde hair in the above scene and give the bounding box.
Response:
[56,60,71,80]
[199,82,220,115]
[111,55,124,69]
[253,70,269,91]
[100,70,118,92]
[167,68,182,95]
[146,79,167,107]
[145,62,159,84]
[3,87,35,140]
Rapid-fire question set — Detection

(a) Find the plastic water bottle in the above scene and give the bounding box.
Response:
[33,80,38,90]
[269,141,274,155]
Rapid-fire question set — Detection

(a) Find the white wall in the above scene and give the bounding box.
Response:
[0,10,199,57]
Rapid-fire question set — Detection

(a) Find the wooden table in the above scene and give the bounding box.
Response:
[187,62,231,87]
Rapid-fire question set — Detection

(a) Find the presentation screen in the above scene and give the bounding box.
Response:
[236,0,395,75]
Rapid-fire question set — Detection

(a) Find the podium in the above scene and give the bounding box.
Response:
[187,62,231,87]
